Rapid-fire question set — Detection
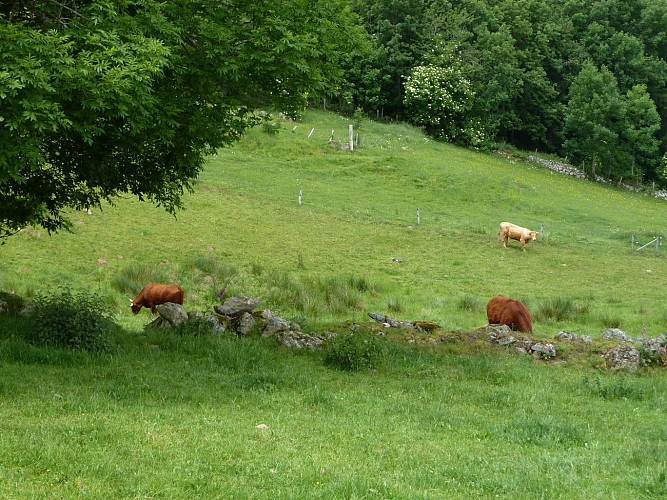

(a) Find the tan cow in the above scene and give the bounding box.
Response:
[499,222,539,252]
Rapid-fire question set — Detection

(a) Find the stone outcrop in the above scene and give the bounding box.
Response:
[146,302,188,328]
[604,345,641,372]
[556,331,592,343]
[368,312,440,334]
[214,296,260,316]
[145,296,328,350]
[486,325,557,359]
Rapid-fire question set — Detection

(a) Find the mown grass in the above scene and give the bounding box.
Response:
[1,109,667,497]
[1,332,666,498]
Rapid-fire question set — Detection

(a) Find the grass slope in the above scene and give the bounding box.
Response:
[2,109,666,335]
[1,110,667,498]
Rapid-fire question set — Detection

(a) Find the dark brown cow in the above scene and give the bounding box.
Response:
[130,284,184,314]
[486,295,532,332]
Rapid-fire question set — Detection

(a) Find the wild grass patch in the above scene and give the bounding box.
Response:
[112,265,176,296]
[324,331,386,371]
[501,413,588,447]
[579,374,647,401]
[457,295,482,312]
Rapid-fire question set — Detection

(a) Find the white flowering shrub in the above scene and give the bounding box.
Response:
[404,65,485,147]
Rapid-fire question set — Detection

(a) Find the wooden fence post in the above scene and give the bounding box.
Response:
[349,125,354,152]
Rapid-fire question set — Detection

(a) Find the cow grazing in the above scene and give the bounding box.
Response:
[130,284,184,314]
[486,295,532,332]
[499,222,539,252]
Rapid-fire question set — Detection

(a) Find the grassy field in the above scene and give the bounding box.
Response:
[1,109,667,498]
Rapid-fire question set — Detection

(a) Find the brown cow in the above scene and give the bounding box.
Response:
[486,295,532,332]
[499,222,539,252]
[130,284,184,314]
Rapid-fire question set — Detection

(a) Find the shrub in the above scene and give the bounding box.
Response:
[324,332,386,371]
[28,288,116,352]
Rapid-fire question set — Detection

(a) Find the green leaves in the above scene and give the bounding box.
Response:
[0,0,360,239]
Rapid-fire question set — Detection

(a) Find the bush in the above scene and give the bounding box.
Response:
[324,331,386,371]
[28,288,116,352]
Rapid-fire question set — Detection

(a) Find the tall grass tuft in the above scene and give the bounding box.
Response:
[579,374,647,401]
[386,296,404,314]
[457,295,482,312]
[536,297,573,322]
[185,254,238,280]
[598,314,623,329]
[535,297,591,323]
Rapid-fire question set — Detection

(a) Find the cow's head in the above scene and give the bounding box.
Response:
[130,299,141,314]
[529,231,539,241]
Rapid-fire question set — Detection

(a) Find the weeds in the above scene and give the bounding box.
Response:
[28,287,116,352]
[324,331,386,371]
[536,297,573,322]
[457,295,482,312]
[580,374,647,401]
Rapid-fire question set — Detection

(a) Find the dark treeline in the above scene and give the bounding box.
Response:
[332,0,667,183]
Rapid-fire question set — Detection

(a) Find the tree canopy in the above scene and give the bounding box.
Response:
[2,0,667,240]
[0,0,366,238]
[344,0,666,180]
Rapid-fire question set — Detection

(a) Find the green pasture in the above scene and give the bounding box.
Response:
[2,109,666,336]
[1,110,667,498]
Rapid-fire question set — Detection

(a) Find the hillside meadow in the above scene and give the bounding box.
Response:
[1,110,667,498]
[2,109,667,335]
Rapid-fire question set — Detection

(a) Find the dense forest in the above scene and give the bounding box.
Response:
[333,0,667,183]
[1,0,666,238]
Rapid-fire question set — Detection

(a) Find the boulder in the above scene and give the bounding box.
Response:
[556,331,592,343]
[604,345,641,372]
[206,314,227,333]
[156,302,188,326]
[602,328,633,342]
[214,296,260,316]
[277,331,325,350]
[261,309,294,337]
[236,312,255,335]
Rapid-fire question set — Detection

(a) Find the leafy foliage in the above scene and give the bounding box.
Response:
[348,0,666,181]
[28,287,116,352]
[403,64,484,146]
[0,0,365,239]
[324,331,386,371]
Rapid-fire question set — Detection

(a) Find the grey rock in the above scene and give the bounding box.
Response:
[531,342,556,358]
[277,331,325,350]
[602,328,633,342]
[204,314,228,333]
[214,296,260,316]
[604,345,641,372]
[556,331,592,343]
[236,312,255,335]
[261,309,292,337]
[156,302,188,326]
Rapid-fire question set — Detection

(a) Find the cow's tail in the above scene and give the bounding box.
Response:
[177,286,185,305]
